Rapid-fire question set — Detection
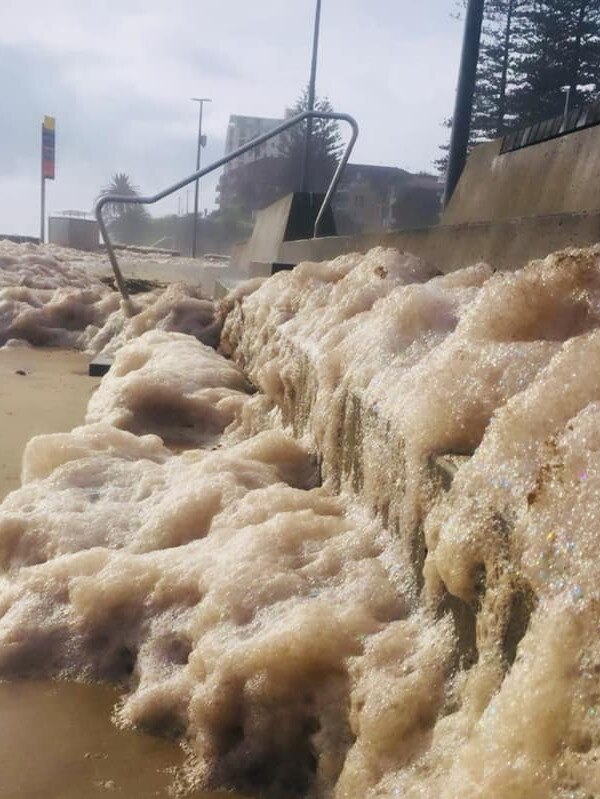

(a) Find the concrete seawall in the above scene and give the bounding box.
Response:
[278,211,600,273]
[260,124,600,275]
[444,125,600,225]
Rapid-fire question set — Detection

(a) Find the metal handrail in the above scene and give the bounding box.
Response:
[95,110,359,309]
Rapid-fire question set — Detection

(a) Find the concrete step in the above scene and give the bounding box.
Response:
[89,354,113,377]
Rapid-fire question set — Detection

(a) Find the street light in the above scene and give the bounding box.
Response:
[191,97,211,257]
[300,0,322,193]
[443,0,485,208]
[560,85,571,129]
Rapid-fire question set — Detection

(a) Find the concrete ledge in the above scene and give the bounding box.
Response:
[213,262,295,300]
[278,211,600,273]
[214,279,242,301]
[224,311,476,591]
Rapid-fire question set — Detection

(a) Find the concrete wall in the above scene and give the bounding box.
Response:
[443,124,600,225]
[278,211,600,274]
[227,125,600,278]
[229,239,251,270]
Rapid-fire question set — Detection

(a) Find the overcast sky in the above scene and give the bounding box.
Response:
[1,0,462,236]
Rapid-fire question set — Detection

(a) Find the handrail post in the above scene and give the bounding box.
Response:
[96,198,134,315]
[314,115,358,238]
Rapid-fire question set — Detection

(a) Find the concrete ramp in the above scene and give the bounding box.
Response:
[231,192,336,277]
[237,194,295,270]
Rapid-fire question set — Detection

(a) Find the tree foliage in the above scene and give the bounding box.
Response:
[437,0,600,174]
[98,173,142,220]
[279,87,343,193]
[511,0,600,122]
[470,0,531,139]
[437,0,532,173]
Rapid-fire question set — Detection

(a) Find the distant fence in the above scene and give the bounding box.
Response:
[501,101,600,154]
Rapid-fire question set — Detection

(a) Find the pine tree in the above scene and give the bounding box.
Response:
[474,0,532,137]
[278,88,343,193]
[511,0,600,123]
[436,1,531,173]
[437,0,600,176]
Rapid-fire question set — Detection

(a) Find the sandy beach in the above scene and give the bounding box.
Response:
[0,680,231,799]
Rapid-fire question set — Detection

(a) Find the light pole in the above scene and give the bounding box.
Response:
[300,0,322,193]
[191,97,211,257]
[443,0,485,208]
[561,85,571,129]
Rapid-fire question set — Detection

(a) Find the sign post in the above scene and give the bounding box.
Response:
[41,116,56,243]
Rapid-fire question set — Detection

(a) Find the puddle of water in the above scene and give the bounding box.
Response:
[0,680,241,799]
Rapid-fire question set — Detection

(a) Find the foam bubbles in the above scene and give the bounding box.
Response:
[224,244,600,797]
[3,242,600,797]
[0,241,220,353]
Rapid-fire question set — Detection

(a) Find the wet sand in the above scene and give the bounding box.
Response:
[0,347,245,798]
[0,347,100,500]
[0,681,233,799]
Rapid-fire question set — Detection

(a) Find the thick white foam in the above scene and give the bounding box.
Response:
[0,242,220,353]
[222,244,600,797]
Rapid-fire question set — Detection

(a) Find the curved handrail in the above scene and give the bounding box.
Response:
[95,110,359,310]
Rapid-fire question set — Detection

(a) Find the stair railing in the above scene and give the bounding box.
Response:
[95,110,359,309]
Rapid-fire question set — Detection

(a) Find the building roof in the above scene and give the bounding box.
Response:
[228,114,284,126]
[404,173,443,190]
[339,164,442,193]
[344,163,411,179]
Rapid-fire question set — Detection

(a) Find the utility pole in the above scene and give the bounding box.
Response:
[561,85,572,130]
[300,0,322,193]
[443,0,485,208]
[191,97,211,257]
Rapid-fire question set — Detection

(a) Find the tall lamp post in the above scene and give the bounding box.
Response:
[561,85,571,130]
[300,0,322,193]
[443,0,485,208]
[191,97,211,257]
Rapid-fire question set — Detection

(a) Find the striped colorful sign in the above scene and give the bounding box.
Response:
[42,116,55,180]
